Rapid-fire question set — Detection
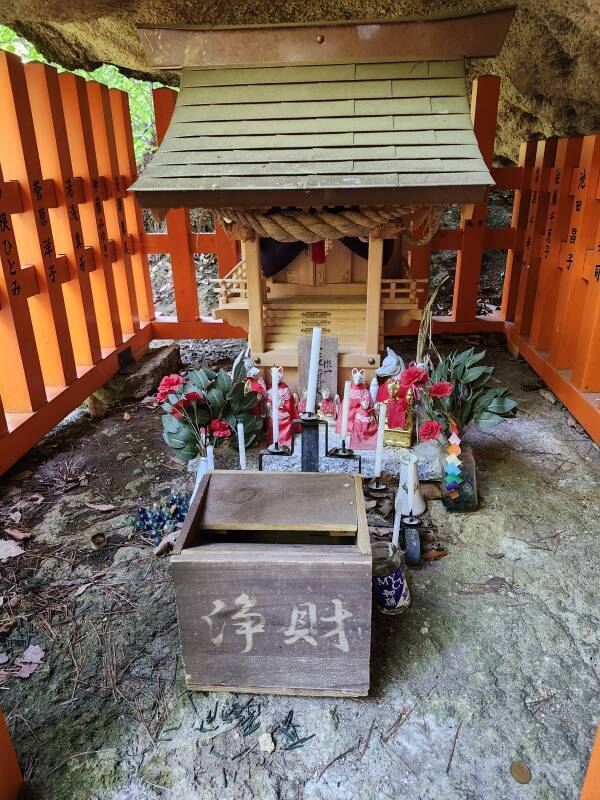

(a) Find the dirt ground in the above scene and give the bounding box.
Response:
[1,336,599,800]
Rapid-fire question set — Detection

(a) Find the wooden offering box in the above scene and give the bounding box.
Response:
[171,471,372,697]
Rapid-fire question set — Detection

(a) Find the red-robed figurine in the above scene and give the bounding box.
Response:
[350,392,379,450]
[244,365,267,417]
[267,368,298,448]
[318,387,339,422]
[336,368,370,435]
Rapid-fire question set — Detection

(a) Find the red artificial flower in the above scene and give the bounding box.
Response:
[156,373,183,403]
[184,391,203,403]
[428,381,453,398]
[418,419,443,442]
[209,418,231,438]
[400,366,429,388]
[171,397,191,419]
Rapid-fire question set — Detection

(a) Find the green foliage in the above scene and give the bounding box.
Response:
[424,348,517,435]
[0,24,160,164]
[159,367,262,462]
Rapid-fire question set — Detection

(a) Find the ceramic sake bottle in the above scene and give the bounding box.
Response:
[397,453,426,518]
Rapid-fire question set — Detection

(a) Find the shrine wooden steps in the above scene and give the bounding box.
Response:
[263,296,367,351]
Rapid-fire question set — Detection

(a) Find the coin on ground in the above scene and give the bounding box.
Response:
[510,761,531,784]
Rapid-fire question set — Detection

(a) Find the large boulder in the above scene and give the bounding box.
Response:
[2,0,599,162]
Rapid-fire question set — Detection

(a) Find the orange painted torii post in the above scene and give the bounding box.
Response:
[109,87,155,324]
[549,134,600,369]
[152,88,200,324]
[0,168,45,415]
[0,50,76,392]
[528,136,583,350]
[24,60,102,369]
[58,71,124,351]
[513,137,559,337]
[0,711,22,800]
[87,80,140,337]
[501,139,537,322]
[570,144,600,393]
[451,75,500,324]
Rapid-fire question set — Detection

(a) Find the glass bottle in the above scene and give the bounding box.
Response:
[441,442,478,512]
[371,540,411,614]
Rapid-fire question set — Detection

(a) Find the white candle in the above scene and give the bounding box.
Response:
[237,422,246,470]
[340,380,350,441]
[271,367,279,446]
[305,326,322,415]
[207,444,215,471]
[374,402,386,478]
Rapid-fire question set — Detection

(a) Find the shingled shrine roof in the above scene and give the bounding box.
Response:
[132,13,514,209]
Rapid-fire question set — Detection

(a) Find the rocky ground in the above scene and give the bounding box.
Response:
[1,335,599,800]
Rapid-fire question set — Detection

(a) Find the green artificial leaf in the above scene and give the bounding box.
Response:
[206,387,225,414]
[232,359,246,383]
[463,365,493,384]
[161,414,180,434]
[473,411,505,429]
[487,395,518,415]
[465,349,487,368]
[240,391,259,411]
[229,381,245,406]
[168,393,180,405]
[187,369,210,391]
[216,369,233,396]
[472,389,500,416]
[190,405,211,427]
[237,411,258,427]
[163,427,196,450]
[245,415,263,433]
[203,367,217,381]
[160,402,172,412]
[453,348,474,367]
[222,409,238,432]
[173,441,198,462]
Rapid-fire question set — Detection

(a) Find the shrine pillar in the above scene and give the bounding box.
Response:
[243,235,264,354]
[365,235,384,355]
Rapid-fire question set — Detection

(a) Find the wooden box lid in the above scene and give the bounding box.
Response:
[173,471,370,556]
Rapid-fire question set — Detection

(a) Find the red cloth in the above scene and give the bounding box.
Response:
[386,397,408,429]
[310,240,326,264]
[267,383,298,447]
[376,377,408,404]
[336,381,370,435]
[350,406,378,450]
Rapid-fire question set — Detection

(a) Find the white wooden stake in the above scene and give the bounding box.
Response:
[237,422,246,470]
[340,380,350,442]
[374,402,386,478]
[271,367,280,446]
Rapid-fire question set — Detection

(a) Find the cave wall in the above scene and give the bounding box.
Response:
[1,0,599,162]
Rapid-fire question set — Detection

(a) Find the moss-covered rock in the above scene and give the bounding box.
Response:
[1,0,599,161]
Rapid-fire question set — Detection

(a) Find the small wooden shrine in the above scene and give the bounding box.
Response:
[133,11,514,391]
